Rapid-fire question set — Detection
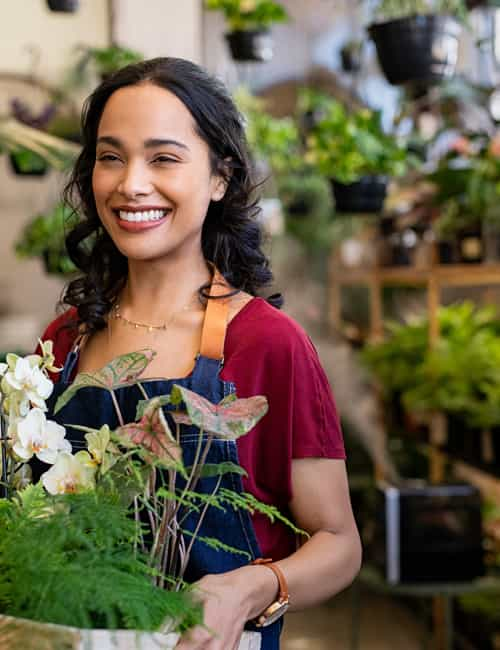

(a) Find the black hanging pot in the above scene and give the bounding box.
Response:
[9,152,48,177]
[368,14,461,86]
[330,175,387,214]
[225,30,274,62]
[47,0,79,11]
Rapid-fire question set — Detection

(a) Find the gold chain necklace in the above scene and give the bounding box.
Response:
[112,295,200,333]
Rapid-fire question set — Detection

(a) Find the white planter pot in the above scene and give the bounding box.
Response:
[0,614,261,649]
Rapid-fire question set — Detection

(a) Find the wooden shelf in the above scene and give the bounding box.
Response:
[333,263,500,287]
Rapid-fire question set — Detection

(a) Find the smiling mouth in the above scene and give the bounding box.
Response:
[114,208,172,223]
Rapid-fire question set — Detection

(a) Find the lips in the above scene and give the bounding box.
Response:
[112,206,172,232]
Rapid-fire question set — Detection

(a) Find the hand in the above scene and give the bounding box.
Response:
[175,565,278,650]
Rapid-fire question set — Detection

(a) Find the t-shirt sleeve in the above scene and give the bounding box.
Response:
[222,299,345,506]
[37,308,79,381]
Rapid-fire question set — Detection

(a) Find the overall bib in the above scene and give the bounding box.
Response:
[39,277,283,649]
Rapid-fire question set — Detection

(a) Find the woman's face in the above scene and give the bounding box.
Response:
[92,82,225,263]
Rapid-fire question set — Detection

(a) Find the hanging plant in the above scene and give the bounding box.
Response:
[47,0,79,12]
[205,0,288,62]
[368,0,464,88]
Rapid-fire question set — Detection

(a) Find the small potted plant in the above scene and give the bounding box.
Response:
[428,133,500,263]
[0,116,79,177]
[15,202,79,276]
[70,45,144,84]
[47,0,79,12]
[204,0,288,62]
[368,0,465,88]
[7,99,56,176]
[301,91,410,214]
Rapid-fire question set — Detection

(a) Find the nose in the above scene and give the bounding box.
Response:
[117,160,153,198]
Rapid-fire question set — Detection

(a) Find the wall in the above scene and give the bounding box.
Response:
[0,0,204,351]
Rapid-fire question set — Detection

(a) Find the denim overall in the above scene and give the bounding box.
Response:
[39,276,283,649]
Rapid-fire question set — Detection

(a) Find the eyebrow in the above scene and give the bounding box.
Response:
[96,136,190,150]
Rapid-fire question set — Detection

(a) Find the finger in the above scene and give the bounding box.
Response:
[175,625,214,649]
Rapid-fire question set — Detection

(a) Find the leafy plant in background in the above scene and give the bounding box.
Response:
[362,302,500,429]
[0,119,79,172]
[67,44,144,87]
[234,86,301,177]
[0,347,302,638]
[204,0,288,30]
[15,202,79,276]
[429,133,500,238]
[300,90,410,184]
[278,172,335,252]
[371,0,468,22]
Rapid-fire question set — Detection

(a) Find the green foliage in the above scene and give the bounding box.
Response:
[234,87,301,176]
[15,202,79,276]
[361,302,500,428]
[300,90,411,184]
[9,148,48,174]
[0,486,202,631]
[204,0,288,31]
[372,0,467,22]
[429,134,500,238]
[67,45,144,88]
[278,172,336,252]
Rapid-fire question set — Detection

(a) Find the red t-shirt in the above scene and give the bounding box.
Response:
[40,298,345,561]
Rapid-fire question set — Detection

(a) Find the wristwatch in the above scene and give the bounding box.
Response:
[250,558,290,627]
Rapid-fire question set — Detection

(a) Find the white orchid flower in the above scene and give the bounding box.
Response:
[4,356,53,408]
[41,452,96,495]
[0,362,7,376]
[13,408,71,464]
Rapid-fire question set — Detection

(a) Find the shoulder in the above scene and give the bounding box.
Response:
[40,307,79,359]
[225,297,316,361]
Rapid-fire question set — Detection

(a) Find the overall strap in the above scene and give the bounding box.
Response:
[199,269,232,361]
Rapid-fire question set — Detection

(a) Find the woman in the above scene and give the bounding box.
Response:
[39,57,361,650]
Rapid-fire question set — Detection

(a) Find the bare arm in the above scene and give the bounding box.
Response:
[176,457,361,649]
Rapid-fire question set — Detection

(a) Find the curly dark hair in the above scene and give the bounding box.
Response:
[62,56,281,335]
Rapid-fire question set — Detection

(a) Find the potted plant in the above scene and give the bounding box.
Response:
[301,91,410,214]
[7,99,57,176]
[69,45,144,84]
[428,133,500,263]
[368,0,465,88]
[0,117,79,177]
[0,347,300,648]
[15,202,79,276]
[47,0,79,12]
[204,0,288,62]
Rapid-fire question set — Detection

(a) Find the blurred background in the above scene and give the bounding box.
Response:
[3,1,500,648]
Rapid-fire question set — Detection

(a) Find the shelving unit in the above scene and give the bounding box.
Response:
[328,256,500,485]
[329,255,500,650]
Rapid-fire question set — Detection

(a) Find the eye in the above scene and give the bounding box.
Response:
[151,155,178,164]
[96,153,122,163]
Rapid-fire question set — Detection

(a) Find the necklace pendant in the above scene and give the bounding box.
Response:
[148,326,153,333]
[135,324,139,329]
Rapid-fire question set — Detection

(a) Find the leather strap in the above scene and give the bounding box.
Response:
[199,269,232,361]
[251,558,289,603]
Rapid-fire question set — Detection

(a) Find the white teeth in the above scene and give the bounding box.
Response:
[118,209,168,222]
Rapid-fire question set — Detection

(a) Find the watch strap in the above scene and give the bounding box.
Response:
[251,557,289,627]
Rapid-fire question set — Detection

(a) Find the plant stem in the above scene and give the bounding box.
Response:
[109,389,124,427]
[179,474,223,579]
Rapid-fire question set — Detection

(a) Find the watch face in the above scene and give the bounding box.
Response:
[257,601,290,627]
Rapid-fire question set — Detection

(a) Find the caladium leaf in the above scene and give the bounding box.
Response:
[54,349,156,413]
[135,394,170,421]
[171,384,268,439]
[116,398,181,468]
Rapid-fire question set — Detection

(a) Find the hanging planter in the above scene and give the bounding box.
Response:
[47,0,79,12]
[330,175,388,214]
[8,150,48,177]
[225,29,274,62]
[368,15,461,87]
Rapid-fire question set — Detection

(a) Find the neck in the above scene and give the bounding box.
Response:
[121,254,212,320]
